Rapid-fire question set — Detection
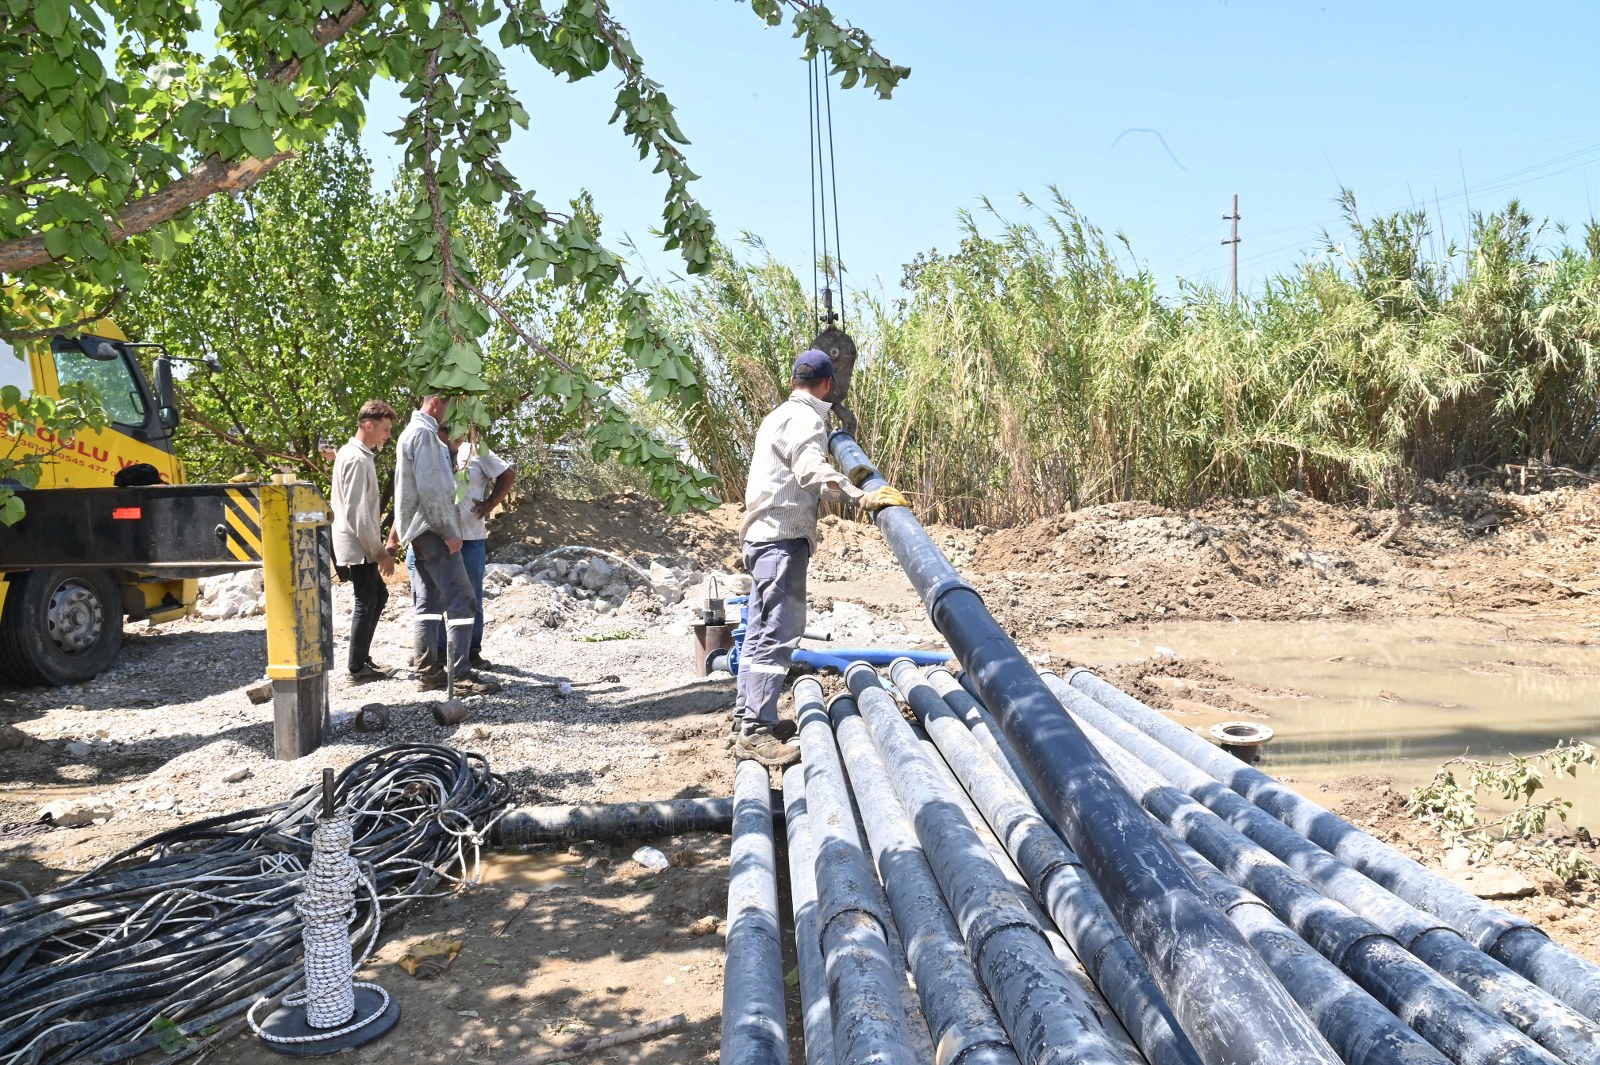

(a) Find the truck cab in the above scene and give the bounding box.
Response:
[1,327,197,685]
[2,330,186,487]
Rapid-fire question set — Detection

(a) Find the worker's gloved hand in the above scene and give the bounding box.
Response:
[859,485,910,514]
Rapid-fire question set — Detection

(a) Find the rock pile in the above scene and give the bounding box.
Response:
[487,548,709,616]
[195,569,265,620]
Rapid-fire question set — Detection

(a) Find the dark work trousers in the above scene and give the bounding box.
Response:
[409,531,476,679]
[407,538,487,656]
[336,561,388,673]
[735,538,810,727]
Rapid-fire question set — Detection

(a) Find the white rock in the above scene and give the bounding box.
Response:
[649,561,675,586]
[1154,646,1179,659]
[483,563,523,587]
[40,797,112,827]
[64,740,93,758]
[632,845,670,870]
[581,559,614,591]
[196,569,265,620]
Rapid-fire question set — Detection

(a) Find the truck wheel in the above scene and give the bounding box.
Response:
[0,569,125,686]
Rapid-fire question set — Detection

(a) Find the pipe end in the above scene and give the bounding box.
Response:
[792,675,825,702]
[1063,666,1097,685]
[843,661,878,688]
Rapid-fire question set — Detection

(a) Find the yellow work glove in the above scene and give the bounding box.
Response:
[859,485,911,514]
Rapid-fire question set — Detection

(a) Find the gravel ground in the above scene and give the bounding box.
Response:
[1,577,744,877]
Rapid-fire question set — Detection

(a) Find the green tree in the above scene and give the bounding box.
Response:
[121,135,632,485]
[0,1,907,513]
[121,134,415,482]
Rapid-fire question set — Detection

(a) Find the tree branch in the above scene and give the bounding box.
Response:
[0,153,294,275]
[0,4,372,276]
[453,270,575,372]
[181,401,310,472]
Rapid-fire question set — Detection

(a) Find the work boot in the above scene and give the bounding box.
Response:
[415,668,447,692]
[455,672,502,696]
[726,716,796,741]
[734,723,800,768]
[469,651,494,671]
[349,661,395,685]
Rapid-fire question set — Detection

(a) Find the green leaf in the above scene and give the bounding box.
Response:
[0,492,24,527]
[43,228,74,259]
[34,0,70,37]
[151,1017,189,1055]
[240,124,277,158]
[35,54,77,90]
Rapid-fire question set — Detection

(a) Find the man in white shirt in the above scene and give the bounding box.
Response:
[330,400,397,683]
[734,349,906,766]
[452,434,514,669]
[395,395,500,697]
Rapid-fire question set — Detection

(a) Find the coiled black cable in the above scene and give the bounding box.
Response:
[0,744,510,1065]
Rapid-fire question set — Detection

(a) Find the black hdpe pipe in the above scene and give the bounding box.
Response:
[1065,669,1600,1025]
[782,765,838,1065]
[843,666,1134,1065]
[1071,710,1565,1065]
[722,759,788,1064]
[892,661,1201,1065]
[828,431,1340,1065]
[827,693,1022,1065]
[794,677,921,1065]
[1043,672,1600,1063]
[491,797,733,845]
[1162,829,1454,1065]
[925,668,1061,835]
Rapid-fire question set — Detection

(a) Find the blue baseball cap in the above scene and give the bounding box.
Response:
[792,349,835,381]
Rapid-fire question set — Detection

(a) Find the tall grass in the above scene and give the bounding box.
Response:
[652,190,1600,526]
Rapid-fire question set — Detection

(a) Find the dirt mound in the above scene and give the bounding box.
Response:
[967,483,1600,639]
[483,478,1600,642]
[490,490,742,570]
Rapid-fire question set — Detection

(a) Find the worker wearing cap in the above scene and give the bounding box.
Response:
[733,349,908,766]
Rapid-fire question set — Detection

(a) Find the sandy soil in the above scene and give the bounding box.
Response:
[3,473,1599,1064]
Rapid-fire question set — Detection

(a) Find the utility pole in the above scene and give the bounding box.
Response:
[1221,194,1240,304]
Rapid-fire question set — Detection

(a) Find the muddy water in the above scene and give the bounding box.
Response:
[1049,616,1600,829]
[477,849,584,890]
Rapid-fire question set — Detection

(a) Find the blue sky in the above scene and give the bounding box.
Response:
[361,1,1600,301]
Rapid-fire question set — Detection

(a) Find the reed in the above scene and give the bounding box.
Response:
[653,191,1600,526]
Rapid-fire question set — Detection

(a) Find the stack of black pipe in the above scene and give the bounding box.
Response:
[720,432,1600,1065]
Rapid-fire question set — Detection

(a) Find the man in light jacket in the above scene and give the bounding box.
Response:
[330,399,397,683]
[394,395,500,696]
[733,349,907,766]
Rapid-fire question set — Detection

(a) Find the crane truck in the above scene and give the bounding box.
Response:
[1,324,335,758]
